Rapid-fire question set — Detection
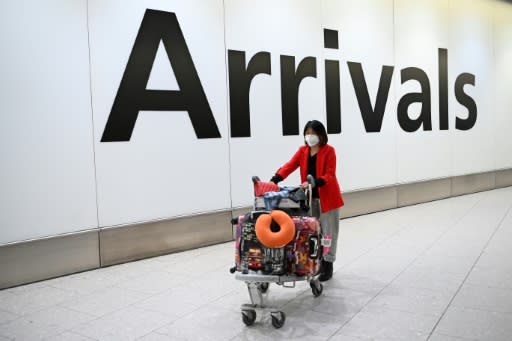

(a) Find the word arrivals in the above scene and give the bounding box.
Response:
[101,9,477,142]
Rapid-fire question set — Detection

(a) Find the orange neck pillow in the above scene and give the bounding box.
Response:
[255,210,296,248]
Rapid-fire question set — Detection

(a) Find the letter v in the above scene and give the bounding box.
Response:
[347,62,394,132]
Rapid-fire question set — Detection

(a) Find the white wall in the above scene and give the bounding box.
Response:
[494,1,512,170]
[225,0,325,207]
[322,0,397,190]
[88,0,231,227]
[394,0,453,183]
[1,0,512,244]
[449,0,495,176]
[0,1,98,244]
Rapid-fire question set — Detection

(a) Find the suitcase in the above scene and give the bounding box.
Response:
[235,213,263,272]
[235,212,287,275]
[234,212,321,277]
[288,216,322,276]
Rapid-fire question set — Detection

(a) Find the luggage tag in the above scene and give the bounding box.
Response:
[321,234,332,254]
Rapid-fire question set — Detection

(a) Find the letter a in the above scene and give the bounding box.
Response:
[101,9,220,142]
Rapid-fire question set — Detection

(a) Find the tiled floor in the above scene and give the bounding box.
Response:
[2,187,512,340]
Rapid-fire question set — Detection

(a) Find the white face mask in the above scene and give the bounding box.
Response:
[305,134,320,147]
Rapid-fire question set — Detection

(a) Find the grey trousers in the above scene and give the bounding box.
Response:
[311,199,340,262]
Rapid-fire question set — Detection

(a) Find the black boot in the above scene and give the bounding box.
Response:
[319,260,333,282]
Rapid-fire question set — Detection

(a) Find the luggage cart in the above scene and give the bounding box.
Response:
[230,175,324,328]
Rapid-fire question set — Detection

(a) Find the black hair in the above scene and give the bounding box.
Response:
[303,120,328,145]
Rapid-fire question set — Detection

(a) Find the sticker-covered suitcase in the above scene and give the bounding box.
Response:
[234,212,288,275]
[234,213,321,277]
[234,213,263,272]
[287,216,322,276]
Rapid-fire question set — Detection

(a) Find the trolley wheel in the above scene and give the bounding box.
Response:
[310,280,323,297]
[259,282,269,293]
[242,309,256,326]
[271,311,286,329]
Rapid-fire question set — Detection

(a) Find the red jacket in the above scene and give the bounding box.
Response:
[276,144,344,213]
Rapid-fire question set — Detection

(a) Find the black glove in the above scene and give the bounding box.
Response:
[315,178,326,187]
[270,174,283,184]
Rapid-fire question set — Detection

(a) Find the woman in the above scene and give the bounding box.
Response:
[270,120,344,281]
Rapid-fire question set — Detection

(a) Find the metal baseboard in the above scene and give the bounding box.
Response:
[340,186,397,218]
[397,178,452,207]
[496,169,512,188]
[1,169,512,289]
[99,211,233,267]
[0,230,99,289]
[451,171,496,196]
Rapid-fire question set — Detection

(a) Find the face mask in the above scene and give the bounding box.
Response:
[305,134,320,147]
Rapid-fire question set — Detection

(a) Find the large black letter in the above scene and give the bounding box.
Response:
[455,73,477,131]
[325,60,342,134]
[280,56,317,135]
[101,9,220,142]
[323,28,341,134]
[439,48,449,130]
[228,51,271,137]
[397,67,432,132]
[348,62,394,132]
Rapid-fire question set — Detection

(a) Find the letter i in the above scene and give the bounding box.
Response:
[324,29,341,134]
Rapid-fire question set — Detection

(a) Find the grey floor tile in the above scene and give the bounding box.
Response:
[0,286,79,316]
[207,289,255,314]
[0,316,59,340]
[213,277,308,310]
[114,270,183,295]
[43,331,98,341]
[327,273,388,295]
[424,240,484,262]
[187,273,248,303]
[0,290,16,304]
[59,286,150,317]
[155,305,245,341]
[434,307,512,341]
[368,285,453,317]
[269,309,351,340]
[144,254,181,266]
[47,269,125,295]
[428,333,477,341]
[133,288,203,319]
[393,265,465,295]
[0,310,18,326]
[136,332,172,341]
[47,274,123,295]
[412,254,476,277]
[160,256,229,280]
[465,264,512,290]
[3,281,49,296]
[483,239,512,261]
[287,287,374,316]
[26,305,94,329]
[341,261,406,284]
[451,283,512,313]
[333,306,431,341]
[96,259,167,280]
[0,306,95,340]
[476,248,512,271]
[328,334,370,341]
[231,327,283,341]
[70,306,174,341]
[359,239,426,267]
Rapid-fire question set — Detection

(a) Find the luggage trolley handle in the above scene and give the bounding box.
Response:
[306,174,315,216]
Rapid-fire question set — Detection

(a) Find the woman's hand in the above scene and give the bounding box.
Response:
[270,174,283,184]
[301,181,309,189]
